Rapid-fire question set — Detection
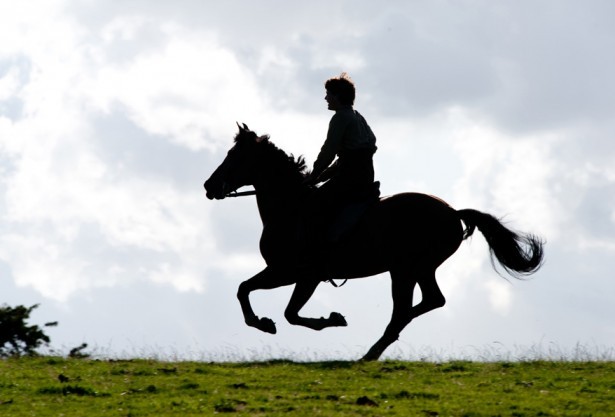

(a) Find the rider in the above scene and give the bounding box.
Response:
[302,73,379,263]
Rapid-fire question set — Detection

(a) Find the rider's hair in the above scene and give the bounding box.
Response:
[325,72,355,105]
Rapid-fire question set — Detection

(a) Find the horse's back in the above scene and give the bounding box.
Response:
[381,192,462,239]
[379,192,454,213]
[372,192,460,231]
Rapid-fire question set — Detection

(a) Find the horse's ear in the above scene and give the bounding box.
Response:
[236,121,244,132]
[256,134,270,144]
[242,123,249,131]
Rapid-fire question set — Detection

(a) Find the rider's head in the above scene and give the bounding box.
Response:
[325,72,355,106]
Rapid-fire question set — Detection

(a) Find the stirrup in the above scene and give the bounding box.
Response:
[327,278,348,288]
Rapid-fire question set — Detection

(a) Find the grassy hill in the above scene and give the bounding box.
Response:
[0,357,613,416]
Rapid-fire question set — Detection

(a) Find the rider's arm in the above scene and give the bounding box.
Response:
[316,160,339,183]
[311,113,348,179]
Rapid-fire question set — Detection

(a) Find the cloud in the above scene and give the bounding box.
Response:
[73,18,264,151]
[1,0,614,358]
[0,2,271,301]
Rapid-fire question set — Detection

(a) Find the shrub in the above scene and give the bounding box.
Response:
[0,303,57,357]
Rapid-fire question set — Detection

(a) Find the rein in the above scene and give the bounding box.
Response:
[226,189,257,198]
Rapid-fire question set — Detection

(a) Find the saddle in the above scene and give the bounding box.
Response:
[299,181,381,249]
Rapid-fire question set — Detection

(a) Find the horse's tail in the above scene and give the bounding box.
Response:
[457,209,544,278]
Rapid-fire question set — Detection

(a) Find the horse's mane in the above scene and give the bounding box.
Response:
[264,141,308,180]
[234,130,308,182]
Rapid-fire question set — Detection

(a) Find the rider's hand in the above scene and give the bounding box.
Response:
[302,174,317,186]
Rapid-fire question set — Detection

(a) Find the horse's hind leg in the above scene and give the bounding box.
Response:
[362,267,445,361]
[362,269,417,361]
[284,279,348,330]
[408,268,446,320]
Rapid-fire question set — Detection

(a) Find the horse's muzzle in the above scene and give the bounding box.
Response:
[204,180,228,200]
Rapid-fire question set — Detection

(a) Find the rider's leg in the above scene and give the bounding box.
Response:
[298,181,340,273]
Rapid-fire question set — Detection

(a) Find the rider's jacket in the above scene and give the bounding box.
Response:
[312,105,377,180]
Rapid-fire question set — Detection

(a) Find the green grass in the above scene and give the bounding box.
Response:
[1,358,613,416]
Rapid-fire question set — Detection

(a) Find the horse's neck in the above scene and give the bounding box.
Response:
[253,146,307,225]
[254,178,304,226]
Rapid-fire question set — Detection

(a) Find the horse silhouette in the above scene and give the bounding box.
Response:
[204,123,544,360]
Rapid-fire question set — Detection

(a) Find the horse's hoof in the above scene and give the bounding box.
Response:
[329,312,348,327]
[360,345,383,361]
[360,351,380,362]
[258,317,277,334]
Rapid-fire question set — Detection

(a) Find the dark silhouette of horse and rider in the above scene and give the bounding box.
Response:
[204,73,544,361]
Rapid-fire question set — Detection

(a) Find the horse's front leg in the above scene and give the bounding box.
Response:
[284,279,348,330]
[237,267,292,334]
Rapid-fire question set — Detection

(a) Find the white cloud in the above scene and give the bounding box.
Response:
[0,5,266,301]
[484,279,513,316]
[1,0,614,358]
[0,67,20,101]
[82,21,266,152]
[450,117,564,240]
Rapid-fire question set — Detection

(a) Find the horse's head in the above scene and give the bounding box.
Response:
[204,123,269,200]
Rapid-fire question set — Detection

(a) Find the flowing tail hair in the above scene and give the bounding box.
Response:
[457,209,544,279]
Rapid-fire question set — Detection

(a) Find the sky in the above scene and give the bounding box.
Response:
[1,0,614,361]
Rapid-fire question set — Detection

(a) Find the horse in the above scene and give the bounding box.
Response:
[204,123,544,361]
